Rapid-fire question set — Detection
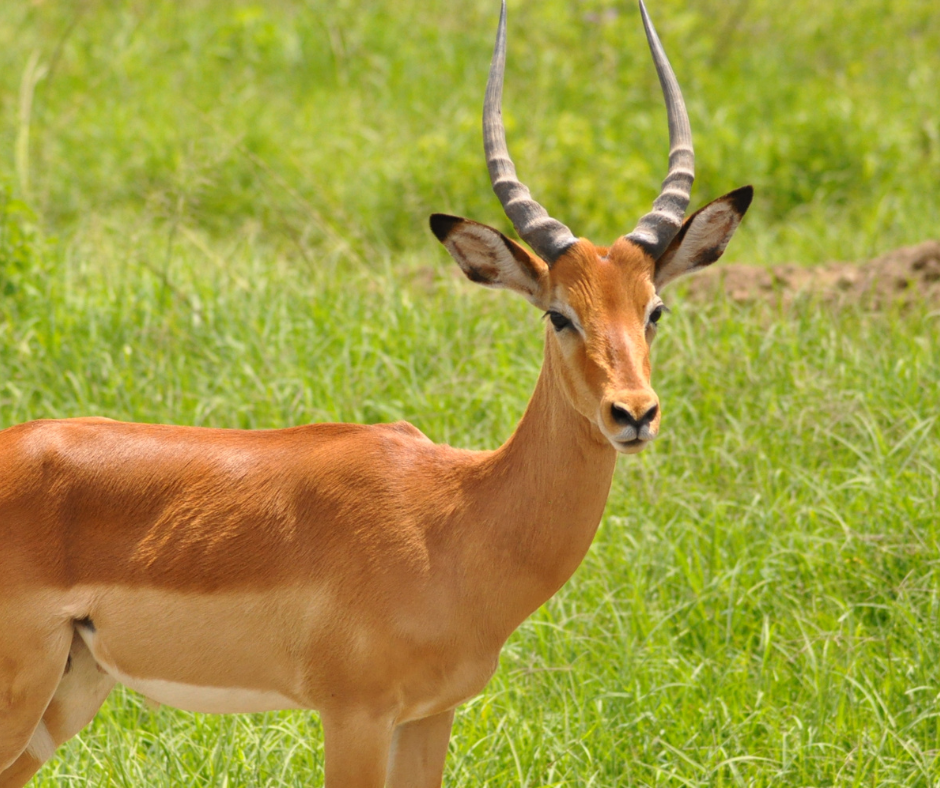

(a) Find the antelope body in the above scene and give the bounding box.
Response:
[0,2,751,786]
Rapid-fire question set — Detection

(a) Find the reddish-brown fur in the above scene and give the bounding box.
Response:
[0,212,749,787]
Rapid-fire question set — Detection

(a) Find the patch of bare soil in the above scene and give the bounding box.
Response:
[685,240,940,308]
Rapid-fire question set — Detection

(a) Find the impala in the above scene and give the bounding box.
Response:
[0,2,751,786]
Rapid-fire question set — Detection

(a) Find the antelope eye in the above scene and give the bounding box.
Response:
[648,305,665,326]
[547,310,572,332]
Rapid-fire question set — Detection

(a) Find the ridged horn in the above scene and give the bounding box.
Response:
[483,0,578,265]
[625,0,695,260]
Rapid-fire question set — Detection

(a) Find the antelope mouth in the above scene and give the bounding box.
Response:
[615,437,649,454]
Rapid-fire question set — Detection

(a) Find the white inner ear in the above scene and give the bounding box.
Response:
[444,224,544,304]
[655,201,742,289]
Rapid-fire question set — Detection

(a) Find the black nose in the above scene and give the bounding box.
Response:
[610,403,658,429]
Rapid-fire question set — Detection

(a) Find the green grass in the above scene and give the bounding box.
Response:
[1,0,939,785]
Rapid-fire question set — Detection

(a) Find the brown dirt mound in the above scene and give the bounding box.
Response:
[685,240,940,308]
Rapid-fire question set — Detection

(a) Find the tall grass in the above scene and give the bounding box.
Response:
[1,0,938,264]
[1,0,939,785]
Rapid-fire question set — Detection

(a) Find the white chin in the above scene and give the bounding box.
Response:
[612,438,649,455]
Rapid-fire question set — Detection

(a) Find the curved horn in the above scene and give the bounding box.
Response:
[626,0,695,260]
[483,0,577,264]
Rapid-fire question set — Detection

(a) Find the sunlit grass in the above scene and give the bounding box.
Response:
[1,0,938,264]
[2,0,940,785]
[5,232,939,785]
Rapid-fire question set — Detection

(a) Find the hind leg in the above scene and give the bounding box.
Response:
[0,616,72,776]
[0,631,115,788]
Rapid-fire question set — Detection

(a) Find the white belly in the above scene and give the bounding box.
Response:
[109,669,301,714]
[70,587,308,715]
[77,631,300,713]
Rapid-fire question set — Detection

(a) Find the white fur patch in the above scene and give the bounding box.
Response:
[655,199,743,289]
[79,629,302,714]
[113,673,300,714]
[26,721,57,763]
[78,629,299,714]
[443,222,545,304]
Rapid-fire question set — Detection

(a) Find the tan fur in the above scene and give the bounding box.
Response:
[0,369,614,785]
[0,210,747,786]
[0,31,752,781]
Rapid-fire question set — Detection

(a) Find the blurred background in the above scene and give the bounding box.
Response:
[2,0,938,266]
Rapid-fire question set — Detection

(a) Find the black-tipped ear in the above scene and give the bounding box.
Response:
[429,214,550,307]
[653,185,753,290]
[430,213,463,243]
[728,184,754,215]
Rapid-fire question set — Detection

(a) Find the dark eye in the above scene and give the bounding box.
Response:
[547,310,572,332]
[648,305,665,326]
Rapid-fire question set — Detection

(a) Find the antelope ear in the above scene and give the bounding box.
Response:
[653,186,753,290]
[430,214,550,307]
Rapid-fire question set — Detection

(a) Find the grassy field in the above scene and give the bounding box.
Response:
[2,0,939,785]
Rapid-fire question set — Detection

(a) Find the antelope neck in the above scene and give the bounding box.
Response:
[466,338,618,637]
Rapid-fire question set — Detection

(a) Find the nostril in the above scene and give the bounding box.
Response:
[610,402,658,430]
[610,402,639,428]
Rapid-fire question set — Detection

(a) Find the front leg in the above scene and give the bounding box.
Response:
[321,707,395,788]
[386,708,455,788]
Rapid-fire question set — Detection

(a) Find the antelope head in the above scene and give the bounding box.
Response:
[432,0,752,455]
